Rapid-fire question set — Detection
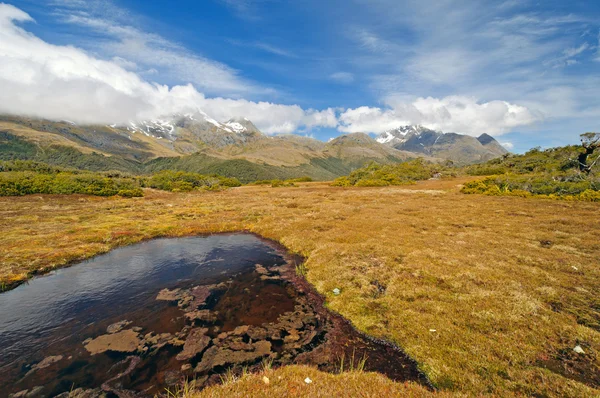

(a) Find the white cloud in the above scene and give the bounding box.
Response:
[0,4,335,134]
[501,142,514,149]
[330,72,354,84]
[338,96,541,136]
[51,0,267,97]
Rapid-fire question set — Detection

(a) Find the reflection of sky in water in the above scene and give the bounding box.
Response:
[0,234,283,365]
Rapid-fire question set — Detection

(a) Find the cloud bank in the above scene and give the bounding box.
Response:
[339,96,541,136]
[0,3,336,134]
[0,3,542,137]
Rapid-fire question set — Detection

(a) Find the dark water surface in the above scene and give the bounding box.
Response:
[0,234,429,397]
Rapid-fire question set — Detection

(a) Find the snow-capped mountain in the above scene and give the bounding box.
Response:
[376,125,508,164]
[110,112,263,148]
[376,125,432,145]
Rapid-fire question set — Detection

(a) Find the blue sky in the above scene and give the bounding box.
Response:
[1,0,600,152]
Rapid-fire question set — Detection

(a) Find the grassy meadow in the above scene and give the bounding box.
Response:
[1,179,599,397]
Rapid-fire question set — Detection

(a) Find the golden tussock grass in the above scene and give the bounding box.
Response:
[1,177,599,397]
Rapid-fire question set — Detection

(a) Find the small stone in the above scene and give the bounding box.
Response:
[262,376,270,385]
[181,364,192,371]
[332,288,340,296]
[304,377,313,384]
[429,329,437,333]
[573,345,585,354]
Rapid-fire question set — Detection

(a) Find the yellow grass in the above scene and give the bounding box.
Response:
[1,178,599,397]
[190,365,454,398]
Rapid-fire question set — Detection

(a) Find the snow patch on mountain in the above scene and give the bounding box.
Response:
[376,125,437,144]
[224,121,246,134]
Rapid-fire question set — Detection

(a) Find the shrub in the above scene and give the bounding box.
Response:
[461,174,600,201]
[144,170,241,192]
[117,188,144,198]
[331,159,444,187]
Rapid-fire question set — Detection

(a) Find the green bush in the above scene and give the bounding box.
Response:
[331,159,445,187]
[0,171,142,197]
[461,174,599,201]
[117,188,144,198]
[144,170,241,192]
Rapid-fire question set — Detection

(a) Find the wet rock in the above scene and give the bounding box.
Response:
[176,328,211,361]
[9,390,28,398]
[228,341,253,351]
[158,370,182,386]
[181,363,192,372]
[84,330,141,355]
[284,329,300,344]
[156,288,183,301]
[260,275,281,281]
[247,326,268,341]
[106,320,131,334]
[32,355,63,370]
[190,284,217,307]
[25,386,44,398]
[142,332,174,354]
[233,325,250,336]
[184,309,217,323]
[194,341,272,373]
[255,264,269,275]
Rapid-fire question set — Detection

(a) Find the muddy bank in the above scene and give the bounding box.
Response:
[0,234,431,397]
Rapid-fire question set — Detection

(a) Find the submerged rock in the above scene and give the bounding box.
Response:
[84,330,141,355]
[184,309,218,323]
[190,285,216,307]
[194,341,272,373]
[156,288,183,301]
[176,328,211,361]
[32,355,63,370]
[106,320,131,334]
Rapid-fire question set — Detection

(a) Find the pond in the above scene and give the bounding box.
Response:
[0,234,429,397]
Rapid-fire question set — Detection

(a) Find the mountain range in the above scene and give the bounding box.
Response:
[0,112,507,182]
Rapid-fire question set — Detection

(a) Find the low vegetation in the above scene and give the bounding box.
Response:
[252,176,313,188]
[331,159,449,187]
[144,170,241,192]
[0,161,143,197]
[1,179,598,397]
[462,133,600,200]
[0,160,242,197]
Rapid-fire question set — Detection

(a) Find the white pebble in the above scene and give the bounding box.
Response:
[304,377,313,384]
[573,345,585,354]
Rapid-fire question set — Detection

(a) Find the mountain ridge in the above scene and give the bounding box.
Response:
[0,114,508,181]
